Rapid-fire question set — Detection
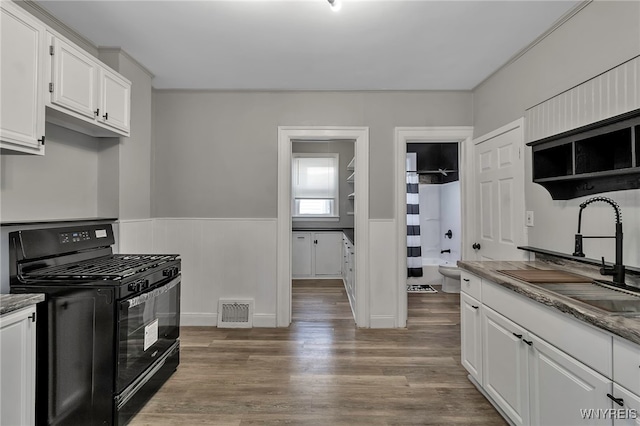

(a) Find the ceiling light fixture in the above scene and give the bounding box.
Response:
[327,0,342,12]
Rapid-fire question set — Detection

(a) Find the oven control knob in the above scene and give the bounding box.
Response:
[141,280,149,290]
[163,267,178,277]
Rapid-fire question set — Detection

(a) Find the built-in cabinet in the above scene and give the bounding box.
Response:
[342,234,355,312]
[0,1,131,156]
[47,34,131,137]
[460,270,640,425]
[0,305,37,426]
[292,232,343,277]
[0,1,47,154]
[529,110,640,199]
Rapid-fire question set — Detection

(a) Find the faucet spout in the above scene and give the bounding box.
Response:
[572,196,625,286]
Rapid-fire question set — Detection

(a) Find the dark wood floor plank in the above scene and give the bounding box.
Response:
[130,281,506,425]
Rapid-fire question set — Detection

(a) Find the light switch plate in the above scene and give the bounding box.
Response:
[526,211,534,227]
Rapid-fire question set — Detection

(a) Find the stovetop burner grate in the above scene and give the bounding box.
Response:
[23,254,179,280]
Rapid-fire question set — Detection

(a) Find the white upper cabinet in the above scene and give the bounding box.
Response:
[0,1,46,154]
[98,67,130,133]
[50,36,98,119]
[48,33,131,137]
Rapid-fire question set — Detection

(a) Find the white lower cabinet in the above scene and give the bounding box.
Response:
[528,333,612,426]
[612,384,640,426]
[292,232,342,278]
[342,234,355,312]
[482,305,612,426]
[482,306,530,426]
[460,272,638,426]
[0,305,37,426]
[460,292,483,384]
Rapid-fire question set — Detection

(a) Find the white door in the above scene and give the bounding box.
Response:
[99,68,130,133]
[314,232,342,276]
[0,2,46,154]
[292,232,312,277]
[528,334,612,426]
[51,37,98,119]
[612,384,640,426]
[460,292,483,384]
[0,306,36,426]
[471,119,527,260]
[483,306,530,426]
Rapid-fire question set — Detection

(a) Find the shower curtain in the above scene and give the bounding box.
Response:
[406,170,423,277]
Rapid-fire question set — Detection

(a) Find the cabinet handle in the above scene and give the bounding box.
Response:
[103,112,108,120]
[314,240,317,244]
[512,333,522,339]
[38,136,45,145]
[94,108,100,117]
[297,236,305,239]
[29,312,36,322]
[606,394,624,407]
[471,305,479,310]
[463,278,470,282]
[522,339,533,346]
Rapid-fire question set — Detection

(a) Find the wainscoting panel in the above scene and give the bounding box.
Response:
[526,56,640,142]
[117,219,154,254]
[151,218,278,327]
[369,219,398,328]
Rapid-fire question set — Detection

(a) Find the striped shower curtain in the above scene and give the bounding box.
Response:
[406,170,423,277]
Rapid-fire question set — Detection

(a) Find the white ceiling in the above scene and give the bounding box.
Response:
[35,0,581,91]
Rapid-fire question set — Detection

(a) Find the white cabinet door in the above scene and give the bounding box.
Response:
[461,292,483,384]
[314,232,342,276]
[483,306,530,426]
[612,384,640,426]
[0,2,46,154]
[0,306,37,426]
[98,67,130,134]
[292,232,312,277]
[51,37,99,119]
[529,333,612,426]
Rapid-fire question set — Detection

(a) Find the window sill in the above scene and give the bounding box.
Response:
[292,217,340,222]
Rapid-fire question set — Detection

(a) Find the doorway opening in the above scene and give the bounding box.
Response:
[394,127,473,327]
[277,127,369,328]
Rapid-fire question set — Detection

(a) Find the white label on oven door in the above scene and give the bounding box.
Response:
[95,229,107,238]
[144,319,159,351]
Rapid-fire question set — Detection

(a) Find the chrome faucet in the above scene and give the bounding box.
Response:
[572,196,625,286]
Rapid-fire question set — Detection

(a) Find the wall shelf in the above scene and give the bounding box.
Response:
[528,109,640,200]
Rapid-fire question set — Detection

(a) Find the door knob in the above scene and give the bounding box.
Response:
[472,243,481,250]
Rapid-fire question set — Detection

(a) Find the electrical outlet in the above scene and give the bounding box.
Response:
[526,211,534,227]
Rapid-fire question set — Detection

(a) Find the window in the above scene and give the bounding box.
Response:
[292,154,339,219]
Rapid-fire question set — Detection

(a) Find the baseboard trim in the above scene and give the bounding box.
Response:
[180,313,217,326]
[180,313,277,327]
[369,315,397,329]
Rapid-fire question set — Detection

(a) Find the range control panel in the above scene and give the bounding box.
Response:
[13,224,116,260]
[59,228,109,244]
[59,230,91,244]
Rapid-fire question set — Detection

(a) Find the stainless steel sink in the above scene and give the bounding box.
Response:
[497,271,640,315]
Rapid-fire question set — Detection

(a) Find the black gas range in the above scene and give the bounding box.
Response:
[9,224,181,425]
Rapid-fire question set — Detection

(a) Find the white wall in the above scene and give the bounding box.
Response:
[473,1,640,269]
[417,181,461,263]
[440,180,461,262]
[1,123,100,221]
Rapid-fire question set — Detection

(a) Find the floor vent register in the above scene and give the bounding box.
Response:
[217,299,254,328]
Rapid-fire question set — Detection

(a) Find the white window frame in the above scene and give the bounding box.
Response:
[291,153,339,221]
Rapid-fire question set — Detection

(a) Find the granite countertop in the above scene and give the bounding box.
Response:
[1,294,45,316]
[457,260,640,346]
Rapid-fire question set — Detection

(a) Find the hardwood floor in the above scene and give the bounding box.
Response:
[129,280,506,425]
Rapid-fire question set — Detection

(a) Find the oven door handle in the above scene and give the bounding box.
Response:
[126,276,180,308]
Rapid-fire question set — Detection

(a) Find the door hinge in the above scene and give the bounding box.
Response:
[49,82,53,93]
[29,312,36,322]
[49,45,54,55]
